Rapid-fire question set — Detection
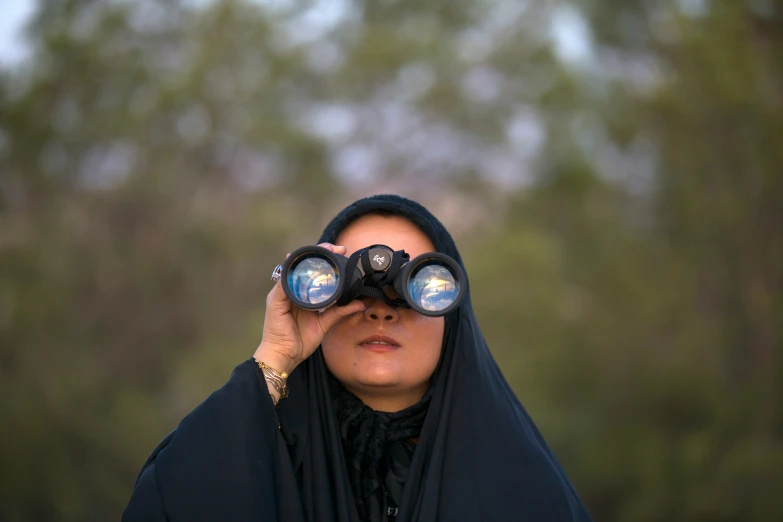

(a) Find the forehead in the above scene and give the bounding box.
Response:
[335,214,435,258]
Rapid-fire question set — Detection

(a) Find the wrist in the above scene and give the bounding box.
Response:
[253,343,298,375]
[252,355,291,407]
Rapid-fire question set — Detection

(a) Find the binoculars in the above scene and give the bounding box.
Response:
[279,244,465,316]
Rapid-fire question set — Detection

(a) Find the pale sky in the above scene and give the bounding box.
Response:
[0,0,591,68]
[0,0,36,67]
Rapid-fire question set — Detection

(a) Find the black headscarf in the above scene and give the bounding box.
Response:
[123,194,593,522]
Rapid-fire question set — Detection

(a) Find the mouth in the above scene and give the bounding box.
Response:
[358,334,401,351]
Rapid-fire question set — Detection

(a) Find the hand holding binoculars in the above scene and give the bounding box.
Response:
[274,244,465,317]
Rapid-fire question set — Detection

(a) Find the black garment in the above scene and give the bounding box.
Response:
[330,374,431,522]
[123,194,593,522]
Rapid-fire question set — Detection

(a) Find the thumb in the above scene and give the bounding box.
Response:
[266,281,292,312]
[318,300,366,334]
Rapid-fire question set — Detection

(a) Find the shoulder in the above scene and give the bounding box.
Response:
[127,359,289,520]
[123,462,166,522]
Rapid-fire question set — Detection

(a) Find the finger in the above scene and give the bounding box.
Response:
[267,254,289,305]
[266,279,292,311]
[317,300,366,334]
[317,243,348,255]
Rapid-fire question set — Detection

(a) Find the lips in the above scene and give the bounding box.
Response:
[358,334,401,350]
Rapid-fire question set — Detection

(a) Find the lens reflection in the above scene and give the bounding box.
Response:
[288,256,339,305]
[407,262,459,312]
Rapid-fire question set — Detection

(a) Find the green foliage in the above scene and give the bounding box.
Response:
[0,0,781,521]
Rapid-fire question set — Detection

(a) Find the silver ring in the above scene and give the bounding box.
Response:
[271,264,283,283]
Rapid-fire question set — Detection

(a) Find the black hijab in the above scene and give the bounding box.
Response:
[123,194,593,522]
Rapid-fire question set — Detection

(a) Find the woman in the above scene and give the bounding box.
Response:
[123,194,593,522]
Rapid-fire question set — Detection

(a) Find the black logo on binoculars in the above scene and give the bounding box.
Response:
[279,244,466,317]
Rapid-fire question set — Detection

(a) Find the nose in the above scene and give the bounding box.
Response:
[363,298,400,323]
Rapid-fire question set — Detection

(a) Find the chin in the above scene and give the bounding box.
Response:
[354,370,402,389]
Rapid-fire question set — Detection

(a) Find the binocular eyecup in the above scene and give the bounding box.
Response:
[280,244,465,317]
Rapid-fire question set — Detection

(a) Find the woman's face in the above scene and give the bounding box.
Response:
[321,214,444,412]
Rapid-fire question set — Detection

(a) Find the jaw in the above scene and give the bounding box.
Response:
[351,354,405,387]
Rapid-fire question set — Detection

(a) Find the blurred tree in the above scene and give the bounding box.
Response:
[0,0,781,521]
[470,2,783,521]
[0,1,338,519]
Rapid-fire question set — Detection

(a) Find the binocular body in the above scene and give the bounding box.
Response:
[280,244,465,316]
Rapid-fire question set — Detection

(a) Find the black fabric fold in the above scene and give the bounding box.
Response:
[123,194,594,522]
[329,374,431,522]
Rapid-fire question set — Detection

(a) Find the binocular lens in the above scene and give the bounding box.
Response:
[286,255,340,306]
[407,262,460,312]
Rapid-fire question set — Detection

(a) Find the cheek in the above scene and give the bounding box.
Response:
[405,314,445,362]
[321,315,359,354]
[321,328,348,378]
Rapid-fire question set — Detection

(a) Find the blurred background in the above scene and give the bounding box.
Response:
[1,0,781,520]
